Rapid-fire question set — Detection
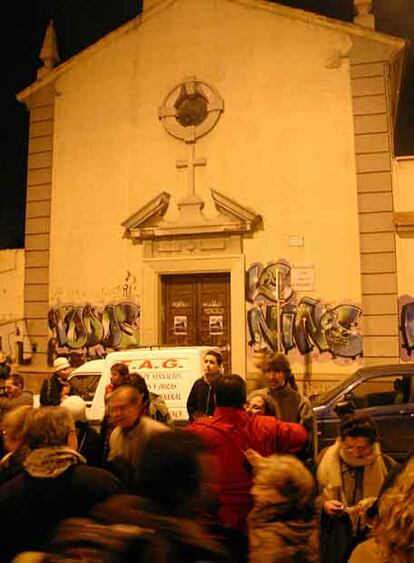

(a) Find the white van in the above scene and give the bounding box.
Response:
[68,346,219,423]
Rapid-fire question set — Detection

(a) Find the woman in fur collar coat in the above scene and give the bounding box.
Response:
[317,413,395,563]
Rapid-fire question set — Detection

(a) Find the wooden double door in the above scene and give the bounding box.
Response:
[162,273,231,371]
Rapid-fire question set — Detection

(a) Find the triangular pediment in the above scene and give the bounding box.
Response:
[121,189,261,240]
[122,192,170,237]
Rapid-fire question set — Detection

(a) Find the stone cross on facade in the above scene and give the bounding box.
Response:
[176,142,206,198]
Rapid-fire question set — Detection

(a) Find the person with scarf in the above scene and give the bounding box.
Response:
[0,406,122,560]
[39,356,72,406]
[317,413,396,563]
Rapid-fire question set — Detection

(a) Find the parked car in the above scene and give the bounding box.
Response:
[312,363,414,461]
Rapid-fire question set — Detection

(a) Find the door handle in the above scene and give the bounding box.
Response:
[410,413,414,419]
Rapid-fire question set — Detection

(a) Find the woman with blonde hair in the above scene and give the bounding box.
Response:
[350,456,414,562]
[247,450,319,563]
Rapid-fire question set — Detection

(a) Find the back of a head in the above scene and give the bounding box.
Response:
[253,454,314,508]
[215,374,246,409]
[61,395,88,423]
[136,430,206,510]
[2,405,33,443]
[24,406,75,450]
[127,373,150,405]
[339,413,378,443]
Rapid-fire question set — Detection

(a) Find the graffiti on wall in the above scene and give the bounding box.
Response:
[246,259,362,359]
[400,296,414,358]
[48,301,140,361]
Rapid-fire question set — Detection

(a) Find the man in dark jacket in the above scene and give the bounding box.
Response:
[0,406,122,560]
[187,350,222,422]
[40,356,72,406]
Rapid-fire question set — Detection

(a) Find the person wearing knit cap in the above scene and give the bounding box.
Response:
[39,357,72,407]
[61,395,103,467]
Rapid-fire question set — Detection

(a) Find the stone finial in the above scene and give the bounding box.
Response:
[353,0,375,29]
[37,20,60,79]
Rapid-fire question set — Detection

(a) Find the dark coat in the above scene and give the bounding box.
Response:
[76,421,103,467]
[39,373,63,406]
[186,378,215,422]
[0,444,30,486]
[0,463,122,559]
[0,362,11,381]
[45,494,229,563]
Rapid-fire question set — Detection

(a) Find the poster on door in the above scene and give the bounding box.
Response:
[174,315,188,335]
[209,315,224,335]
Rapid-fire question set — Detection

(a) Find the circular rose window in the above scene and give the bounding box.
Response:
[158,79,224,142]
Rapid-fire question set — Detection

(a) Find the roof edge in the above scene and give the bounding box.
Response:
[17,13,143,103]
[17,0,406,103]
[232,0,406,49]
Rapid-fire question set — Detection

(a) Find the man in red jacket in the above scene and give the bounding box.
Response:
[188,373,308,534]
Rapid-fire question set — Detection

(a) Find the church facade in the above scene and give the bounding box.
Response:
[17,0,410,389]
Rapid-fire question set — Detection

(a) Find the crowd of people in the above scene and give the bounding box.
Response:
[0,350,411,562]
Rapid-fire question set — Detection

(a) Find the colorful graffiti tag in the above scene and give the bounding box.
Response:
[400,296,414,357]
[246,260,362,359]
[48,301,140,360]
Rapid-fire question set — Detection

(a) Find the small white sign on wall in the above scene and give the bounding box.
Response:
[291,264,315,292]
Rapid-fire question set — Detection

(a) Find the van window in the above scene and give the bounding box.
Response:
[342,375,412,409]
[69,373,101,402]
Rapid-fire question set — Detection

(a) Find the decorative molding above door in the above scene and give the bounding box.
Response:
[121,188,262,258]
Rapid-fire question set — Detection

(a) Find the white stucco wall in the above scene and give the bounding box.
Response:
[0,249,24,323]
[48,0,363,380]
[0,249,25,358]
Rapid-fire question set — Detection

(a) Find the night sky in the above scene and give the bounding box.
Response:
[1,0,413,249]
